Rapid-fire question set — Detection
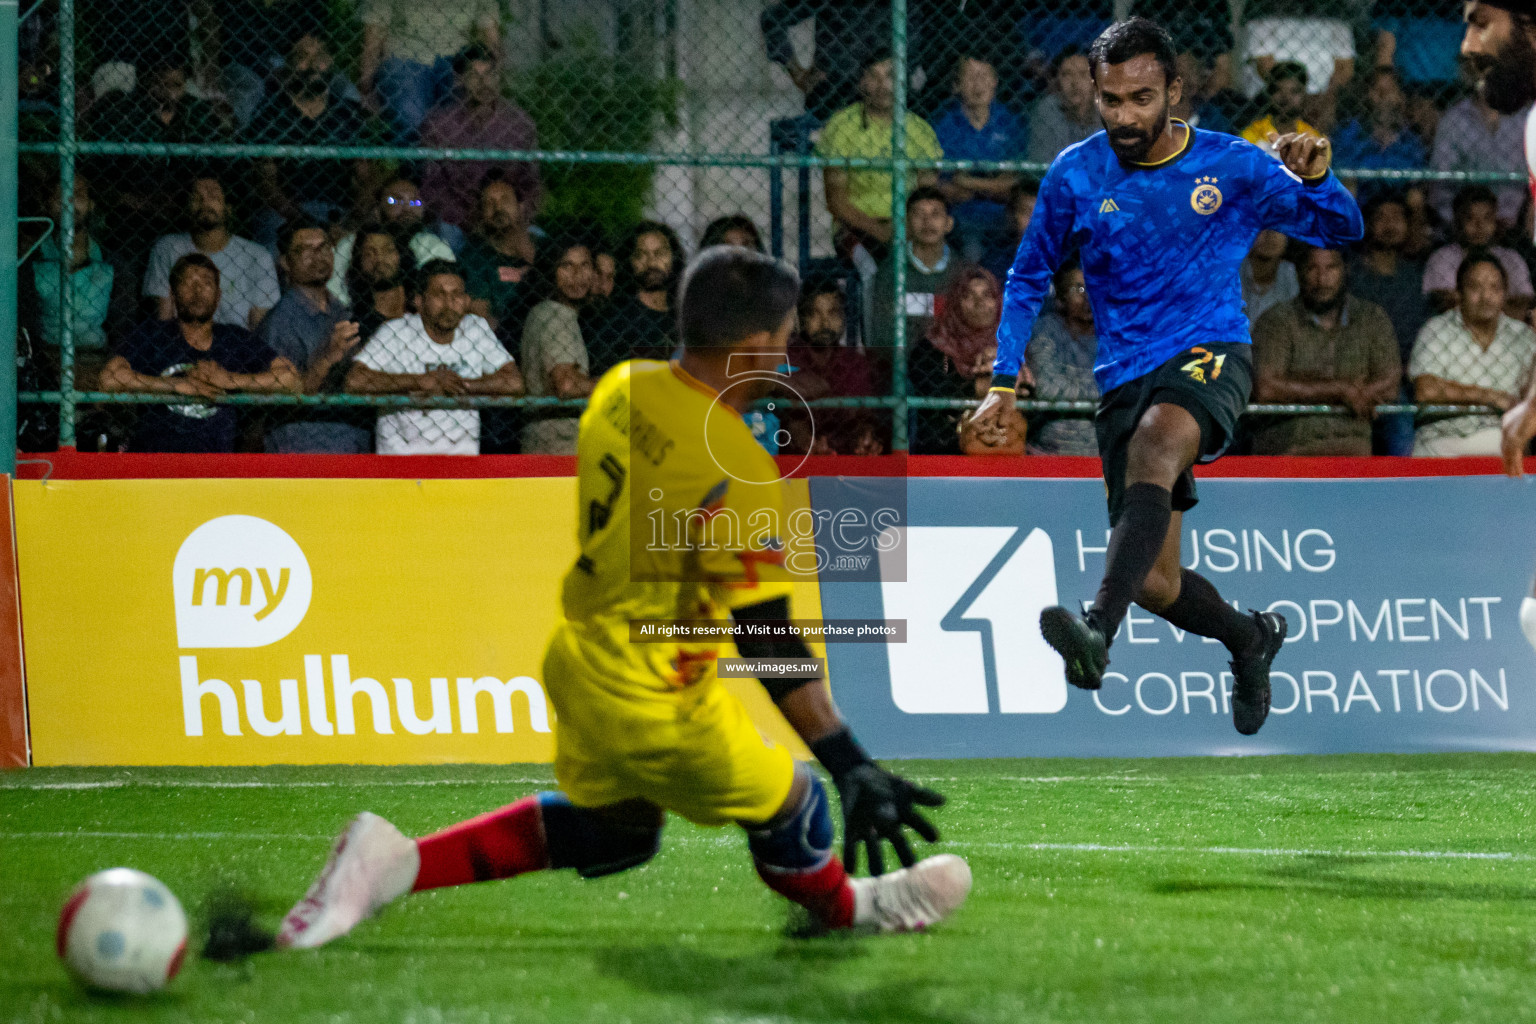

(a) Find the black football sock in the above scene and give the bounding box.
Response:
[1158,569,1260,655]
[1090,482,1172,640]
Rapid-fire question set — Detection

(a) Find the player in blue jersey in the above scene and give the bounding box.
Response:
[970,19,1364,735]
[1459,0,1536,654]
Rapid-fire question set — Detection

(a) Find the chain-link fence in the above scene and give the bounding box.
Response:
[13,0,1532,457]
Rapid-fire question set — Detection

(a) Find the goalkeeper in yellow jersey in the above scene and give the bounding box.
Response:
[275,246,971,947]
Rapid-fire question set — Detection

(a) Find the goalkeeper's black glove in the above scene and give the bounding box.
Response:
[810,727,945,876]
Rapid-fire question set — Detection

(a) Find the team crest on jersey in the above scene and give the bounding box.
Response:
[1190,176,1222,215]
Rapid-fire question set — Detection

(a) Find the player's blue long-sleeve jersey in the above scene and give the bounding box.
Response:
[995,123,1364,392]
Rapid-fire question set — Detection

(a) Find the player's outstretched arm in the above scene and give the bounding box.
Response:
[1255,132,1364,249]
[732,596,945,875]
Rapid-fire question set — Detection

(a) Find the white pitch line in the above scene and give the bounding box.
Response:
[0,831,331,841]
[952,840,1530,861]
[0,777,554,792]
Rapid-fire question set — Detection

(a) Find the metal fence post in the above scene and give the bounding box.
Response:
[0,0,17,472]
[55,0,75,449]
[890,0,909,452]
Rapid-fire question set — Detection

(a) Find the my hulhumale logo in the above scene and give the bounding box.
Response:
[173,516,312,649]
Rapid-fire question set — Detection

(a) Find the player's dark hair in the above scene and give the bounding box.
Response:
[906,185,950,213]
[169,252,221,293]
[797,275,845,320]
[1456,246,1508,292]
[414,258,465,296]
[678,247,800,351]
[1088,19,1177,86]
[1452,184,1499,223]
[1265,60,1308,92]
[277,215,328,257]
[699,214,765,252]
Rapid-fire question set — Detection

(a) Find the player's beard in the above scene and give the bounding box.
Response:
[1472,28,1536,116]
[1106,102,1168,163]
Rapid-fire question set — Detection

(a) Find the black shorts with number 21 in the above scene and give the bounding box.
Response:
[1094,341,1253,527]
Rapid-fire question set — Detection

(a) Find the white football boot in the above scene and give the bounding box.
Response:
[849,853,972,932]
[277,812,420,950]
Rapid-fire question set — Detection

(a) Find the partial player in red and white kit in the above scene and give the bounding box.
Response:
[1461,0,1536,652]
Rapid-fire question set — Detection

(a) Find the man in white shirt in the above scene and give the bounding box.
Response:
[143,175,280,331]
[1409,250,1536,456]
[345,260,524,454]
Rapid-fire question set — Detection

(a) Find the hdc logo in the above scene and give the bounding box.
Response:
[173,516,312,648]
[877,526,1065,714]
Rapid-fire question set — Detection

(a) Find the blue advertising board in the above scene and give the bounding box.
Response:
[814,475,1536,757]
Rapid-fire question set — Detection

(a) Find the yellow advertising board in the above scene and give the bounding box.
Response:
[15,478,819,766]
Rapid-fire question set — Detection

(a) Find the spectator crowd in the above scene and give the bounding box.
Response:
[15,1,1535,459]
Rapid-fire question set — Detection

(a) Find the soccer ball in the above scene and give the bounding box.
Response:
[56,868,189,993]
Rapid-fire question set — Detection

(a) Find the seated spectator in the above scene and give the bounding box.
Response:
[873,188,957,349]
[816,50,941,266]
[980,179,1038,285]
[932,55,1023,260]
[782,278,878,454]
[1411,250,1536,456]
[419,43,541,230]
[1026,260,1099,456]
[519,239,597,455]
[329,177,456,305]
[1430,89,1526,229]
[260,220,372,454]
[361,0,501,143]
[83,55,228,239]
[1330,68,1427,202]
[216,0,338,128]
[1028,47,1099,165]
[345,224,417,342]
[346,260,523,455]
[1140,0,1239,130]
[1240,62,1321,153]
[145,175,280,331]
[761,0,889,122]
[587,221,684,376]
[1169,50,1236,134]
[102,253,300,452]
[249,33,381,247]
[1251,246,1401,455]
[458,172,538,332]
[1424,185,1533,319]
[592,249,617,302]
[1350,192,1430,456]
[30,175,128,390]
[909,265,1001,453]
[699,215,765,252]
[1241,229,1298,327]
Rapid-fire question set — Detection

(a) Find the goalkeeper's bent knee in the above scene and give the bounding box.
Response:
[538,793,663,879]
[747,770,835,874]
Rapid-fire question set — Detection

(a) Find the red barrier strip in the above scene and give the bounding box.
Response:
[0,477,29,767]
[15,451,1533,480]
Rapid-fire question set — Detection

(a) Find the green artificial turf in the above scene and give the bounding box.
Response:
[5,755,1536,1023]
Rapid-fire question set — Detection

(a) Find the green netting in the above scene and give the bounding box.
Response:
[13,0,1530,456]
